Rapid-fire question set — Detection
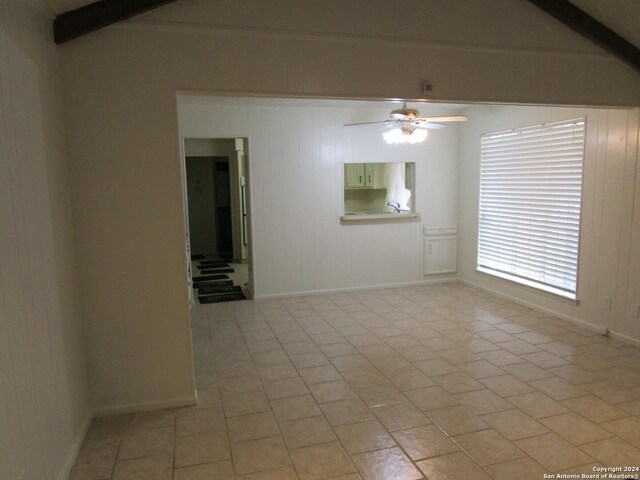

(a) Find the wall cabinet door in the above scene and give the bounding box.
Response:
[365,163,375,187]
[345,163,365,187]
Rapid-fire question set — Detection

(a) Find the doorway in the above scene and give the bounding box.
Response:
[182,138,252,303]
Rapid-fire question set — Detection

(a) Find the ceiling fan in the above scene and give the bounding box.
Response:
[344,103,467,144]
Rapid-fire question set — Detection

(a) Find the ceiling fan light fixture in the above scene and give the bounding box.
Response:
[383,126,428,144]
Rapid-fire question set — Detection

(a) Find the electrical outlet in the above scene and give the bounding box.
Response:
[422,81,433,96]
[603,297,612,310]
[630,303,640,318]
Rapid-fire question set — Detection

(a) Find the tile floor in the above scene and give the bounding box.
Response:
[70,283,640,479]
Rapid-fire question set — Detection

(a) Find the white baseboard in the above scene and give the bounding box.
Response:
[254,276,459,299]
[93,395,197,418]
[57,411,92,480]
[459,279,640,347]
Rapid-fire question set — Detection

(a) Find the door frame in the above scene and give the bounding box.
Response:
[179,137,255,300]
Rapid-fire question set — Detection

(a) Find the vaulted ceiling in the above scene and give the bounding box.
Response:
[46,0,639,71]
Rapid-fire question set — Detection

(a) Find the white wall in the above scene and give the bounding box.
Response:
[179,97,460,296]
[59,0,640,413]
[0,1,90,479]
[458,105,640,344]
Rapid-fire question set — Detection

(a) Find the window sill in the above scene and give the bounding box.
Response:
[340,212,421,222]
[476,267,579,304]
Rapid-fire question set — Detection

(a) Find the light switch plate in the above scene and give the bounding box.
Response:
[630,303,640,318]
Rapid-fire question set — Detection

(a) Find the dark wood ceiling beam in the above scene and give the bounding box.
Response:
[54,0,178,44]
[527,0,640,73]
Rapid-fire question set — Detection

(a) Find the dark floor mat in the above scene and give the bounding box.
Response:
[198,292,246,303]
[191,254,206,260]
[193,274,229,281]
[197,262,229,269]
[200,268,234,274]
[198,285,242,295]
[193,279,233,288]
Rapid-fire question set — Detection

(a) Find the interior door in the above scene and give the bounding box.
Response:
[179,138,194,305]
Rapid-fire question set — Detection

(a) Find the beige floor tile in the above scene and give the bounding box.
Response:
[416,452,491,480]
[481,409,548,440]
[228,412,280,443]
[289,352,330,368]
[341,367,388,388]
[529,377,587,401]
[219,374,263,396]
[436,347,482,364]
[112,454,173,480]
[256,363,299,382]
[80,416,127,452]
[237,466,299,479]
[175,430,230,468]
[290,442,356,480]
[390,369,436,390]
[69,447,117,480]
[231,436,292,475]
[320,342,358,357]
[546,365,604,385]
[581,380,640,404]
[497,340,541,355]
[507,392,570,419]
[414,358,460,376]
[355,383,406,407]
[598,366,640,388]
[455,389,513,415]
[515,433,594,471]
[279,416,336,449]
[392,425,459,461]
[298,365,342,384]
[223,392,271,418]
[371,402,431,431]
[335,419,396,454]
[457,360,505,379]
[251,350,290,367]
[195,389,223,409]
[263,377,309,400]
[484,458,546,480]
[501,362,553,382]
[561,395,629,423]
[432,372,484,394]
[540,412,613,445]
[118,425,174,460]
[125,409,178,432]
[480,375,535,397]
[174,460,235,480]
[176,407,226,436]
[270,394,321,422]
[405,386,460,411]
[478,349,525,366]
[427,405,488,436]
[600,416,640,448]
[580,437,640,467]
[308,380,358,403]
[352,447,423,480]
[453,429,525,466]
[618,399,640,416]
[320,398,375,426]
[556,463,605,476]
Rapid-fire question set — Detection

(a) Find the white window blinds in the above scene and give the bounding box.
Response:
[477,118,585,300]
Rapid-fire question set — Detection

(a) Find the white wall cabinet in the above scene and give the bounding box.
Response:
[423,225,458,275]
[344,163,375,188]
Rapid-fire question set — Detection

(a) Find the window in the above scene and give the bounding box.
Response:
[477,118,585,300]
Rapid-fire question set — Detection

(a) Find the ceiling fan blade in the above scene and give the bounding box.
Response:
[416,115,468,123]
[412,122,446,130]
[343,120,394,126]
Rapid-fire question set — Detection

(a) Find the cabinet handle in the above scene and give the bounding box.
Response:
[368,175,372,183]
[359,175,362,182]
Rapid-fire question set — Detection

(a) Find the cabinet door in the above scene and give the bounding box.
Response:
[365,163,375,187]
[423,236,457,275]
[423,238,442,275]
[441,237,457,273]
[345,164,365,187]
